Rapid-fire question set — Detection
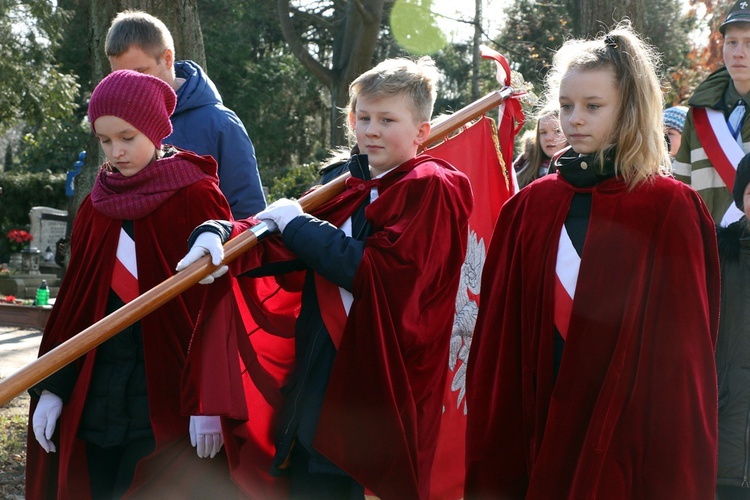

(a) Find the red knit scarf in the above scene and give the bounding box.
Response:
[90,152,215,219]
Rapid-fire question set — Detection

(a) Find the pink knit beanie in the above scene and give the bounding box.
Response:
[88,70,176,148]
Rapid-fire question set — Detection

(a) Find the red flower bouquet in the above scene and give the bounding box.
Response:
[6,229,33,253]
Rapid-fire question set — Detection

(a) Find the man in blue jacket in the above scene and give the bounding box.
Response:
[105,10,266,219]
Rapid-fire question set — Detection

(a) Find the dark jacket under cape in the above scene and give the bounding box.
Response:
[465,172,720,499]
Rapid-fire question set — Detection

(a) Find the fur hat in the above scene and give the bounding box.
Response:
[721,0,750,35]
[734,152,750,210]
[88,70,176,148]
[663,106,688,134]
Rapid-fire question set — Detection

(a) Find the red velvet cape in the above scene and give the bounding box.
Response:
[183,272,300,499]
[226,154,473,499]
[465,173,720,499]
[25,154,240,499]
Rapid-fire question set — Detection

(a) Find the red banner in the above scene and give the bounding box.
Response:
[426,116,512,498]
[223,276,300,498]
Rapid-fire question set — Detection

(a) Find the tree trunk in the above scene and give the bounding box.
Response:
[471,0,482,101]
[577,0,646,38]
[72,0,206,219]
[278,0,385,147]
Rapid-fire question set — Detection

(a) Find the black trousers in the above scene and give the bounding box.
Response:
[289,444,364,500]
[85,436,155,499]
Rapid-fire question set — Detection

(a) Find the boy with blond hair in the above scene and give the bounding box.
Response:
[178,56,473,499]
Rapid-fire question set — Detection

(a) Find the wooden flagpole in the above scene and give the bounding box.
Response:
[0,87,513,407]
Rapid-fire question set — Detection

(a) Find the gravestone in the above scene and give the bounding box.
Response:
[29,206,67,271]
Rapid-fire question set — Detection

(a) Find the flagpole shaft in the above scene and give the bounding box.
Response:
[0,87,512,407]
[425,87,512,148]
[0,231,260,408]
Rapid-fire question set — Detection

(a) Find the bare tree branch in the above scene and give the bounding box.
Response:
[277,0,334,87]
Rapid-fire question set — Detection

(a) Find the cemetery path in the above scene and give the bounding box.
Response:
[0,324,41,416]
[0,325,41,381]
[0,325,40,499]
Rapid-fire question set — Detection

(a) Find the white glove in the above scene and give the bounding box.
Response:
[176,232,228,284]
[189,415,224,458]
[32,390,63,453]
[255,198,304,233]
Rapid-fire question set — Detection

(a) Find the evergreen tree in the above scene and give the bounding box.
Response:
[495,0,572,89]
[643,0,699,104]
[4,144,13,172]
[277,0,388,145]
[0,0,79,135]
[199,0,329,184]
[495,0,694,102]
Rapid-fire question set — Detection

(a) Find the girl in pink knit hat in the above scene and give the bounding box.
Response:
[25,70,242,499]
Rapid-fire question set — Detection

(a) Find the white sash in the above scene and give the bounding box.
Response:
[697,108,745,225]
[112,226,139,303]
[554,225,580,340]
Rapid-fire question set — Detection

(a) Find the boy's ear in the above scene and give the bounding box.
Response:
[348,111,356,131]
[416,121,431,145]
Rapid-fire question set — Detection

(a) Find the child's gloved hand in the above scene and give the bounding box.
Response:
[255,199,304,233]
[32,390,63,453]
[189,415,224,458]
[175,232,227,284]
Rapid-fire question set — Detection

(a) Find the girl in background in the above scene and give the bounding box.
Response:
[513,108,567,188]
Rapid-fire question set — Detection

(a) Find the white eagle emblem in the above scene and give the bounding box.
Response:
[449,228,485,415]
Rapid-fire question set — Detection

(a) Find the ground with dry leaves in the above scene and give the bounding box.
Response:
[0,392,28,499]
